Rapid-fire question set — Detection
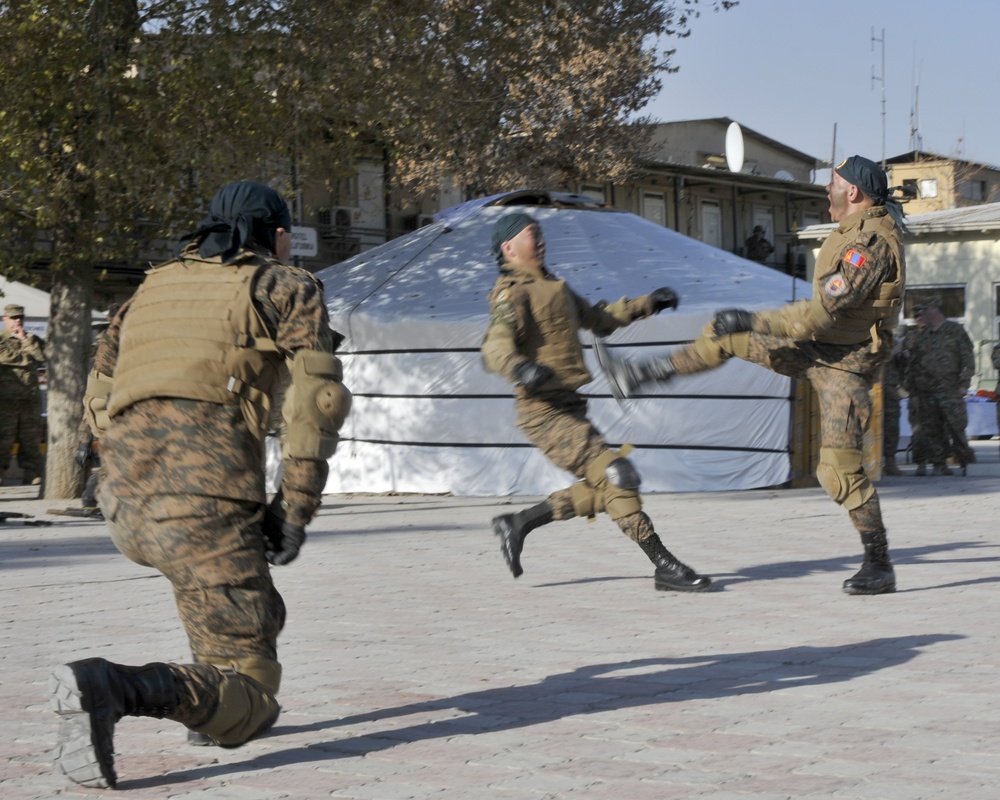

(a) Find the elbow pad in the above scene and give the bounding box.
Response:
[283,350,352,460]
[84,371,114,437]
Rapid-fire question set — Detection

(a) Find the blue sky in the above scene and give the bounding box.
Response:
[644,0,1000,177]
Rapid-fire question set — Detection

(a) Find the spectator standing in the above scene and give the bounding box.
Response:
[744,225,774,263]
[0,303,46,486]
[901,298,975,475]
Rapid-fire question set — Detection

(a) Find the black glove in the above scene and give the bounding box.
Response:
[262,504,306,566]
[649,287,680,313]
[514,361,555,392]
[74,442,93,469]
[712,309,755,337]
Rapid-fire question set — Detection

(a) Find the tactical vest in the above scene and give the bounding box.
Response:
[814,208,904,346]
[490,268,593,391]
[108,252,282,438]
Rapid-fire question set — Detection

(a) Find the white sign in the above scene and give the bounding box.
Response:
[290,226,318,258]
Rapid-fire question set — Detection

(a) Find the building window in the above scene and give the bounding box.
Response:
[959,179,986,201]
[918,178,938,199]
[902,179,918,200]
[905,286,966,320]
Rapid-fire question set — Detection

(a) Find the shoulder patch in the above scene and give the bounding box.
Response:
[843,248,867,268]
[823,273,848,297]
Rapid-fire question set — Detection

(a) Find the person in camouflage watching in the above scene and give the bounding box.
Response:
[608,155,905,596]
[50,181,351,789]
[901,297,975,475]
[0,303,46,487]
[481,211,711,593]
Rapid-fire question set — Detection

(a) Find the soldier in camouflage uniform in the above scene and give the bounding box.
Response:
[901,297,975,475]
[50,182,351,789]
[481,211,711,593]
[881,328,908,476]
[610,155,904,596]
[0,303,46,486]
[73,308,119,513]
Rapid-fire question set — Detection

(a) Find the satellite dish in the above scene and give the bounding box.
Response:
[774,169,794,181]
[725,122,745,173]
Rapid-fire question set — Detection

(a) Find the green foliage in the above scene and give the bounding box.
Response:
[0,0,733,279]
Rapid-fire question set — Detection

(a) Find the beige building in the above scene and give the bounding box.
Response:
[886,150,1000,215]
[296,118,831,276]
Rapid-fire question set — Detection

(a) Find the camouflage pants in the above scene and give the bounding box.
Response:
[101,493,284,730]
[515,391,654,543]
[910,392,973,466]
[0,391,43,481]
[672,329,885,532]
[883,385,901,464]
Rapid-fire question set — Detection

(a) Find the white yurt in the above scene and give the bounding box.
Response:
[310,191,811,497]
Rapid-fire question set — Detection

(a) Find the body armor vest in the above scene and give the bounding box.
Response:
[814,209,904,346]
[108,253,283,439]
[522,276,592,391]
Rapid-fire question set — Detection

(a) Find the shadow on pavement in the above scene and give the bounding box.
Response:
[123,633,962,788]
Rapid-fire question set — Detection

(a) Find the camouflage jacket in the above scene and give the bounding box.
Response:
[95,248,337,526]
[902,319,975,396]
[481,263,658,395]
[753,206,903,349]
[0,328,45,398]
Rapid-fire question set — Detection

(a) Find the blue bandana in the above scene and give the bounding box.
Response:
[178,181,292,263]
[491,212,535,266]
[835,155,906,230]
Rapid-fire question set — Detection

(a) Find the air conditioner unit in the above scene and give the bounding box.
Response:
[318,207,360,229]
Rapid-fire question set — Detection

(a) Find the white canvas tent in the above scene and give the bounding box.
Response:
[310,192,811,496]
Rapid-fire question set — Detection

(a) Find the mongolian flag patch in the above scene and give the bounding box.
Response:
[843,248,867,268]
[824,273,848,297]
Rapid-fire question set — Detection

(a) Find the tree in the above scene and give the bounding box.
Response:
[0,0,732,498]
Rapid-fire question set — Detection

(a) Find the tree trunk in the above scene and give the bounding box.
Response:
[44,271,92,500]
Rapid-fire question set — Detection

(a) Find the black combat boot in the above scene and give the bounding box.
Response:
[607,355,675,399]
[492,503,554,578]
[637,534,712,592]
[842,530,896,595]
[81,471,101,512]
[50,658,179,788]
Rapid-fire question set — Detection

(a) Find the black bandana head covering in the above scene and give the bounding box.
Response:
[178,181,292,263]
[491,211,536,266]
[835,155,906,230]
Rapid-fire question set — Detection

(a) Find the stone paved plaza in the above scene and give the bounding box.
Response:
[2,441,999,799]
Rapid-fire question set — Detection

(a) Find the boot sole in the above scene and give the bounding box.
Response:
[491,516,523,578]
[49,665,115,788]
[654,578,713,593]
[843,584,897,595]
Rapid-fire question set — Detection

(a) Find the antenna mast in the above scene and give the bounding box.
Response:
[909,51,923,152]
[871,27,886,168]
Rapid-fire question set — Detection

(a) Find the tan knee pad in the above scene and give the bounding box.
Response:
[691,321,751,368]
[816,447,876,510]
[188,669,280,747]
[570,481,603,520]
[581,446,642,522]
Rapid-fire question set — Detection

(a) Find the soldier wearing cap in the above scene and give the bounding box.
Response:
[0,302,46,486]
[900,296,975,475]
[610,154,905,595]
[481,211,711,592]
